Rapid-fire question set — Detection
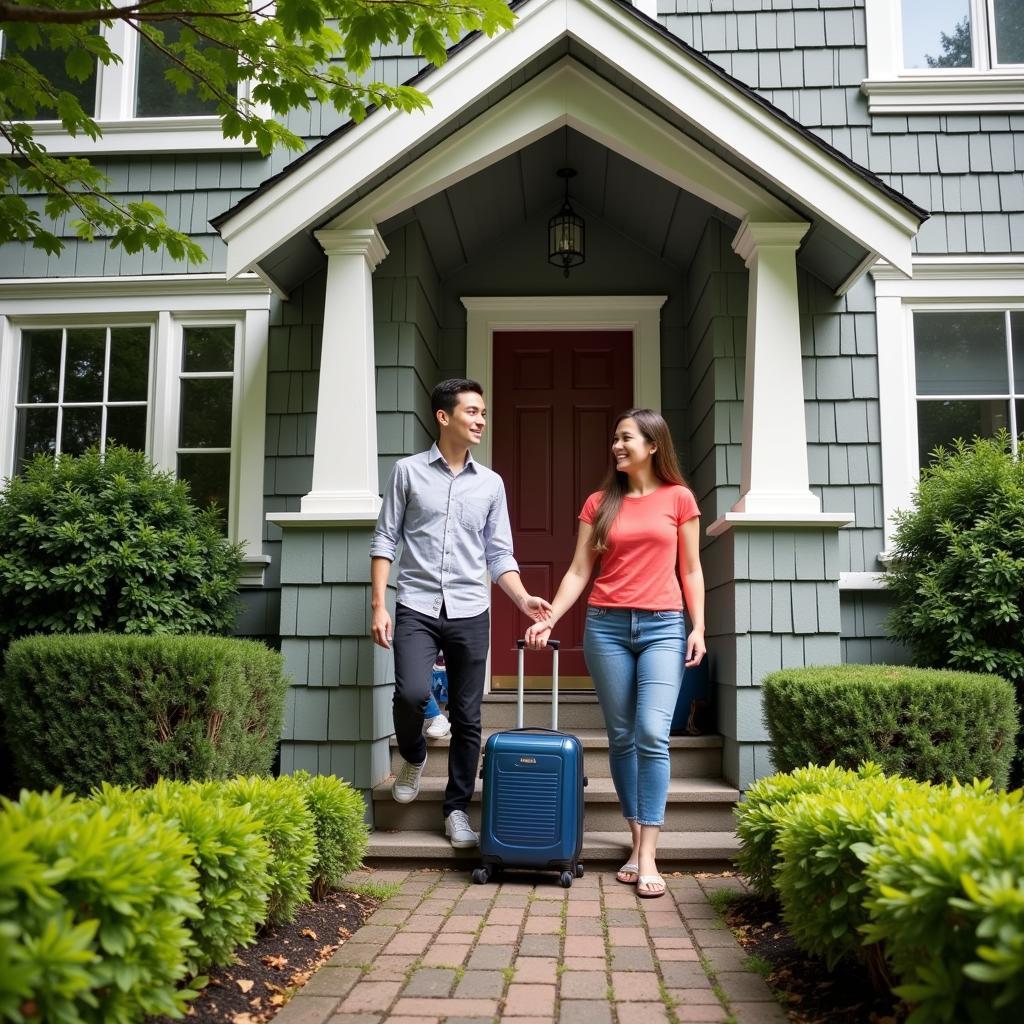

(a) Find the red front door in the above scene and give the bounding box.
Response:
[490,330,634,689]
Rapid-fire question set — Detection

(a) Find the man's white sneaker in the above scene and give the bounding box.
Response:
[444,809,478,848]
[391,753,427,803]
[423,714,451,739]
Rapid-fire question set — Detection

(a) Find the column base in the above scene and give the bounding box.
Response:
[299,491,382,516]
[707,510,854,537]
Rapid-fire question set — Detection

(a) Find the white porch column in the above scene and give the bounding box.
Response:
[730,220,818,516]
[302,227,389,515]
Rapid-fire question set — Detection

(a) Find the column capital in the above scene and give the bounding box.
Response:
[314,227,389,270]
[731,220,810,265]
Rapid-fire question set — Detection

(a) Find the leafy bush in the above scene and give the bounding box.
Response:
[293,771,369,899]
[0,445,243,641]
[762,665,1017,788]
[735,762,882,896]
[207,775,317,925]
[1,633,289,793]
[859,782,1024,1023]
[887,434,1024,687]
[91,780,272,972]
[0,788,201,1023]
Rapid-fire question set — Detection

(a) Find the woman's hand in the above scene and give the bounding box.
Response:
[685,627,706,668]
[525,622,553,650]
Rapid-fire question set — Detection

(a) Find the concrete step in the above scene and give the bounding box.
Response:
[394,729,724,779]
[364,829,739,872]
[479,694,607,731]
[371,776,739,832]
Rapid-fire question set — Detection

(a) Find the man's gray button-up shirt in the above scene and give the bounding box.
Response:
[369,444,519,619]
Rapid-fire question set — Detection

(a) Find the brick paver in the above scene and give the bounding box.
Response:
[276,868,789,1024]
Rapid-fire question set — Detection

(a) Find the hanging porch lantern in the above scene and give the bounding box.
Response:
[547,168,585,277]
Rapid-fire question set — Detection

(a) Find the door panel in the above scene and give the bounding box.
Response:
[491,330,634,689]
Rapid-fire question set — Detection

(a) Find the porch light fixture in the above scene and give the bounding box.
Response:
[548,167,585,277]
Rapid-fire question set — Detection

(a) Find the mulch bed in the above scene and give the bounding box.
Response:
[150,889,379,1024]
[723,892,907,1024]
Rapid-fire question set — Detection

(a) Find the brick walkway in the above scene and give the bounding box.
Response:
[274,868,787,1024]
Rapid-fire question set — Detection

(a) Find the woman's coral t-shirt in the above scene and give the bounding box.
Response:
[579,484,700,611]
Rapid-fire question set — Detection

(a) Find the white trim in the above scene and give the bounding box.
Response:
[267,512,379,528]
[872,257,1024,553]
[705,512,855,538]
[0,280,271,568]
[862,0,1024,113]
[218,0,919,280]
[461,295,665,468]
[838,571,888,590]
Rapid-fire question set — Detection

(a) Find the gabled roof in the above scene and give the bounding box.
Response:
[213,0,925,293]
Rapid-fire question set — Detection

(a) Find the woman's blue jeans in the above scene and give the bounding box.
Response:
[583,607,685,827]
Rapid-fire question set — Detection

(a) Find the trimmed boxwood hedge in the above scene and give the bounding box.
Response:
[1,634,289,793]
[762,664,1018,788]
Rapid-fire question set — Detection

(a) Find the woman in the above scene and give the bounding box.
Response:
[525,409,705,898]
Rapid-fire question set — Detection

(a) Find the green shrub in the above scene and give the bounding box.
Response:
[735,762,883,896]
[1,633,288,793]
[858,782,1024,1023]
[91,780,272,972]
[762,664,1017,787]
[207,775,317,925]
[773,772,913,968]
[293,771,369,899]
[0,788,201,1023]
[887,434,1024,689]
[0,445,243,641]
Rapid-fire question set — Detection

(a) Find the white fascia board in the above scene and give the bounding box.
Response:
[220,0,919,280]
[873,257,1024,297]
[332,61,790,231]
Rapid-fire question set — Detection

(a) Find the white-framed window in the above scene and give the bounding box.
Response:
[874,257,1024,555]
[0,276,271,580]
[0,16,264,155]
[863,0,1024,113]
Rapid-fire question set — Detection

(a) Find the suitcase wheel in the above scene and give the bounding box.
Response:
[559,870,574,888]
[575,863,585,879]
[472,866,492,885]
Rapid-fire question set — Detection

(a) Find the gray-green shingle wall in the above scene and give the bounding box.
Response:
[841,589,912,665]
[658,0,1024,254]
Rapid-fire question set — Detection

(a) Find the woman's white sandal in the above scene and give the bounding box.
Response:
[616,862,640,885]
[636,874,666,899]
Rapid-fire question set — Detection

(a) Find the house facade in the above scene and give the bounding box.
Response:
[1,0,1022,813]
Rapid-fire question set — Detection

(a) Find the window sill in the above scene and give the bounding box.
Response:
[861,73,1024,114]
[8,117,263,156]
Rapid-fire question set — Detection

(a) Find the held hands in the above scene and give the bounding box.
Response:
[520,593,553,624]
[371,606,393,649]
[685,627,706,668]
[525,621,553,650]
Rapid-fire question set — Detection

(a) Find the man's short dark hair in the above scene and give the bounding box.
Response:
[431,378,484,418]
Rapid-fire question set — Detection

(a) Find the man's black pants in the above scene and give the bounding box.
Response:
[393,602,489,818]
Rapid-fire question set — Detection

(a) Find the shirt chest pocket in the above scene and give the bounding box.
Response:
[458,499,490,531]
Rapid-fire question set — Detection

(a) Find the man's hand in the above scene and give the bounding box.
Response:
[520,594,553,623]
[525,622,553,650]
[371,606,393,649]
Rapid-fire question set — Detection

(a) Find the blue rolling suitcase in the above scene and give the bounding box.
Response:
[473,640,588,887]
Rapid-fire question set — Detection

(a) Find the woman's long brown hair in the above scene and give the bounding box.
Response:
[591,409,688,552]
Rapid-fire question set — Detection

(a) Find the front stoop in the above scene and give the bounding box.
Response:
[365,694,740,871]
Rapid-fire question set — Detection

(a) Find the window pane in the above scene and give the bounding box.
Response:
[106,405,147,451]
[914,311,1008,395]
[902,0,973,68]
[15,407,57,466]
[917,399,1009,465]
[993,0,1024,64]
[108,327,150,401]
[180,378,233,447]
[135,21,231,117]
[183,325,234,372]
[1012,312,1024,392]
[178,452,230,527]
[63,328,106,402]
[60,407,102,457]
[19,329,62,403]
[1,34,97,117]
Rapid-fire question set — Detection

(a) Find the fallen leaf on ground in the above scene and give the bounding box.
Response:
[301,928,317,940]
[261,954,288,969]
[235,979,254,993]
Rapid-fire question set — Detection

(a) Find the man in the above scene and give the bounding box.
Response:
[369,378,551,848]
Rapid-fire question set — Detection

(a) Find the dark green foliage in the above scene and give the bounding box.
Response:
[91,780,272,972]
[762,664,1018,788]
[887,434,1024,688]
[1,634,289,793]
[0,445,243,640]
[208,775,317,925]
[0,788,202,1023]
[293,771,369,899]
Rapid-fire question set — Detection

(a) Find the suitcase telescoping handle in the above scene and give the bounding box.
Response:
[516,638,560,731]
